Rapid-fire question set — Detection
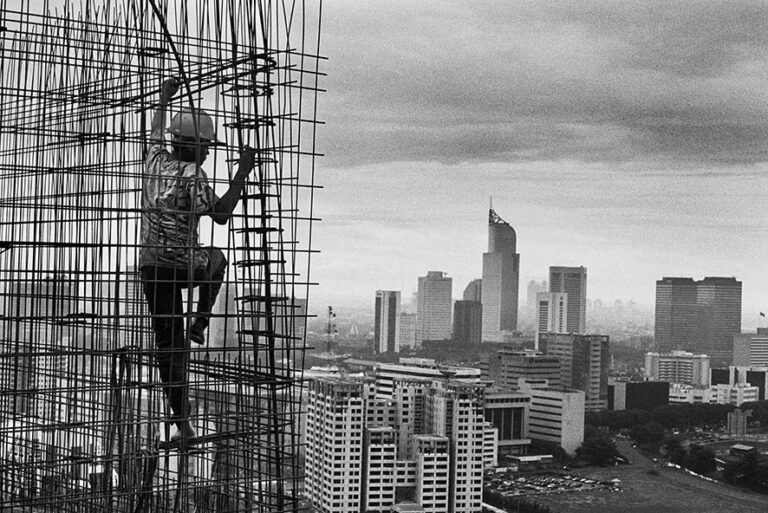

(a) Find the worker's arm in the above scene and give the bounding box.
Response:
[150,79,179,139]
[209,147,256,225]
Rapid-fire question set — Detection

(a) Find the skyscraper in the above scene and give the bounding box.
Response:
[375,290,402,353]
[549,266,587,334]
[463,279,482,302]
[481,209,520,342]
[453,300,482,344]
[654,276,742,366]
[417,272,452,346]
[539,333,610,411]
[535,292,568,347]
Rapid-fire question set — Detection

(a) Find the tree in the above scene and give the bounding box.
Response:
[663,437,685,465]
[681,445,715,475]
[630,422,664,445]
[577,426,621,466]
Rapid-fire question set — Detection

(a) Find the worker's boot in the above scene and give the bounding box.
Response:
[171,420,197,443]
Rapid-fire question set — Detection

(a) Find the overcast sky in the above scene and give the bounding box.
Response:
[310,1,768,324]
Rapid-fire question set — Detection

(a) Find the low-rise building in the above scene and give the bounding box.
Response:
[518,381,584,455]
[645,350,710,386]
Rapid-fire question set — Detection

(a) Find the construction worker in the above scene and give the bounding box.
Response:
[139,79,255,441]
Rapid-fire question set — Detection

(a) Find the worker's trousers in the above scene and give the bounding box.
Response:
[140,248,227,426]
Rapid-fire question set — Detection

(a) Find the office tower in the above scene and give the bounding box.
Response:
[399,313,417,351]
[654,277,698,353]
[495,350,561,390]
[549,266,586,333]
[453,300,482,344]
[375,290,402,353]
[526,280,548,311]
[481,208,520,342]
[535,292,568,348]
[696,277,742,366]
[644,351,710,386]
[483,389,531,457]
[425,382,485,513]
[734,329,768,367]
[463,279,482,302]
[518,381,585,455]
[539,333,610,411]
[416,272,452,345]
[655,276,742,366]
[305,378,367,513]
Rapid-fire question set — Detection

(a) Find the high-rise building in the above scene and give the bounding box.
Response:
[417,272,452,345]
[414,435,450,513]
[518,381,585,455]
[535,292,568,348]
[375,290,402,353]
[453,300,482,344]
[696,277,741,366]
[548,267,586,333]
[526,280,548,311]
[494,350,561,390]
[539,333,609,411]
[734,328,768,367]
[654,276,742,366]
[463,279,482,302]
[399,313,417,351]
[644,350,710,386]
[374,358,481,399]
[481,209,520,342]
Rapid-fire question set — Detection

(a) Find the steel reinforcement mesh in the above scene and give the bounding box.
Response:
[0,0,322,511]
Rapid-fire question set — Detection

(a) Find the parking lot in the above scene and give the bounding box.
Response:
[484,471,621,497]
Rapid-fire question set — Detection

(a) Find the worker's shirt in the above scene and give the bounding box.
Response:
[139,130,219,271]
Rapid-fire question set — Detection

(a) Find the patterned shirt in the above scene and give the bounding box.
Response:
[139,130,219,271]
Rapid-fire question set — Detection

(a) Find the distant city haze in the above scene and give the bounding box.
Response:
[310,2,768,329]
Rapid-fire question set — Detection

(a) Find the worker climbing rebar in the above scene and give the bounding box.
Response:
[139,78,256,443]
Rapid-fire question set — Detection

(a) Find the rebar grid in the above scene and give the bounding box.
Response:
[0,0,323,511]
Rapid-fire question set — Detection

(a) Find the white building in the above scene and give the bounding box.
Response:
[414,435,450,513]
[535,292,568,349]
[374,358,481,399]
[375,290,401,353]
[482,422,499,468]
[733,329,768,367]
[518,381,585,455]
[417,272,453,345]
[363,427,398,512]
[645,350,711,386]
[668,383,714,404]
[712,383,759,406]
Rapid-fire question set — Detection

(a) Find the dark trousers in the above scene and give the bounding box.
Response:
[140,248,227,426]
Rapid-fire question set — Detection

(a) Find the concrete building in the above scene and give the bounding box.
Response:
[482,422,499,468]
[645,350,711,386]
[539,333,609,411]
[399,313,417,351]
[607,380,669,411]
[733,328,768,367]
[712,383,758,406]
[375,290,401,353]
[463,279,482,302]
[548,266,586,333]
[494,350,561,391]
[535,292,568,348]
[414,435,450,513]
[710,366,768,401]
[483,389,531,457]
[417,272,453,346]
[518,381,585,455]
[374,358,481,399]
[363,426,398,512]
[453,300,482,345]
[654,276,742,367]
[481,208,520,342]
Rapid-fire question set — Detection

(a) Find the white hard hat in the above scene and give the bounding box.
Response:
[168,109,219,143]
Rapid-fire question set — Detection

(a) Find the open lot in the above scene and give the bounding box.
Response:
[485,472,619,497]
[530,441,767,513]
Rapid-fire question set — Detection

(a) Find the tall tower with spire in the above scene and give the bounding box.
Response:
[481,207,520,341]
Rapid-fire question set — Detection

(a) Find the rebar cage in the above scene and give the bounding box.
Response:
[0,0,322,511]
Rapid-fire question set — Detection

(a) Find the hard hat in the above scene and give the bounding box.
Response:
[167,109,220,143]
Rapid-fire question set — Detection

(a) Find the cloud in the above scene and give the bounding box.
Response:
[318,1,768,167]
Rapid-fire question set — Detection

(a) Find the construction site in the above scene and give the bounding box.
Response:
[0,0,323,511]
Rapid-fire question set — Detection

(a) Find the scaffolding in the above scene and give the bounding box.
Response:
[0,0,323,511]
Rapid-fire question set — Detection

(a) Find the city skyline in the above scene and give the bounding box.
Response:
[311,2,768,323]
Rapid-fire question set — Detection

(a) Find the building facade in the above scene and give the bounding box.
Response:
[518,382,585,455]
[483,389,531,458]
[535,292,568,348]
[645,350,710,386]
[607,381,669,411]
[453,300,482,344]
[733,328,768,367]
[375,290,402,353]
[494,350,561,390]
[417,272,453,346]
[481,208,520,342]
[399,313,417,351]
[463,279,482,302]
[539,333,609,411]
[548,266,586,334]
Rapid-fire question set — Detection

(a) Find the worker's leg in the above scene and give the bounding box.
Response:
[188,248,227,343]
[141,266,191,428]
